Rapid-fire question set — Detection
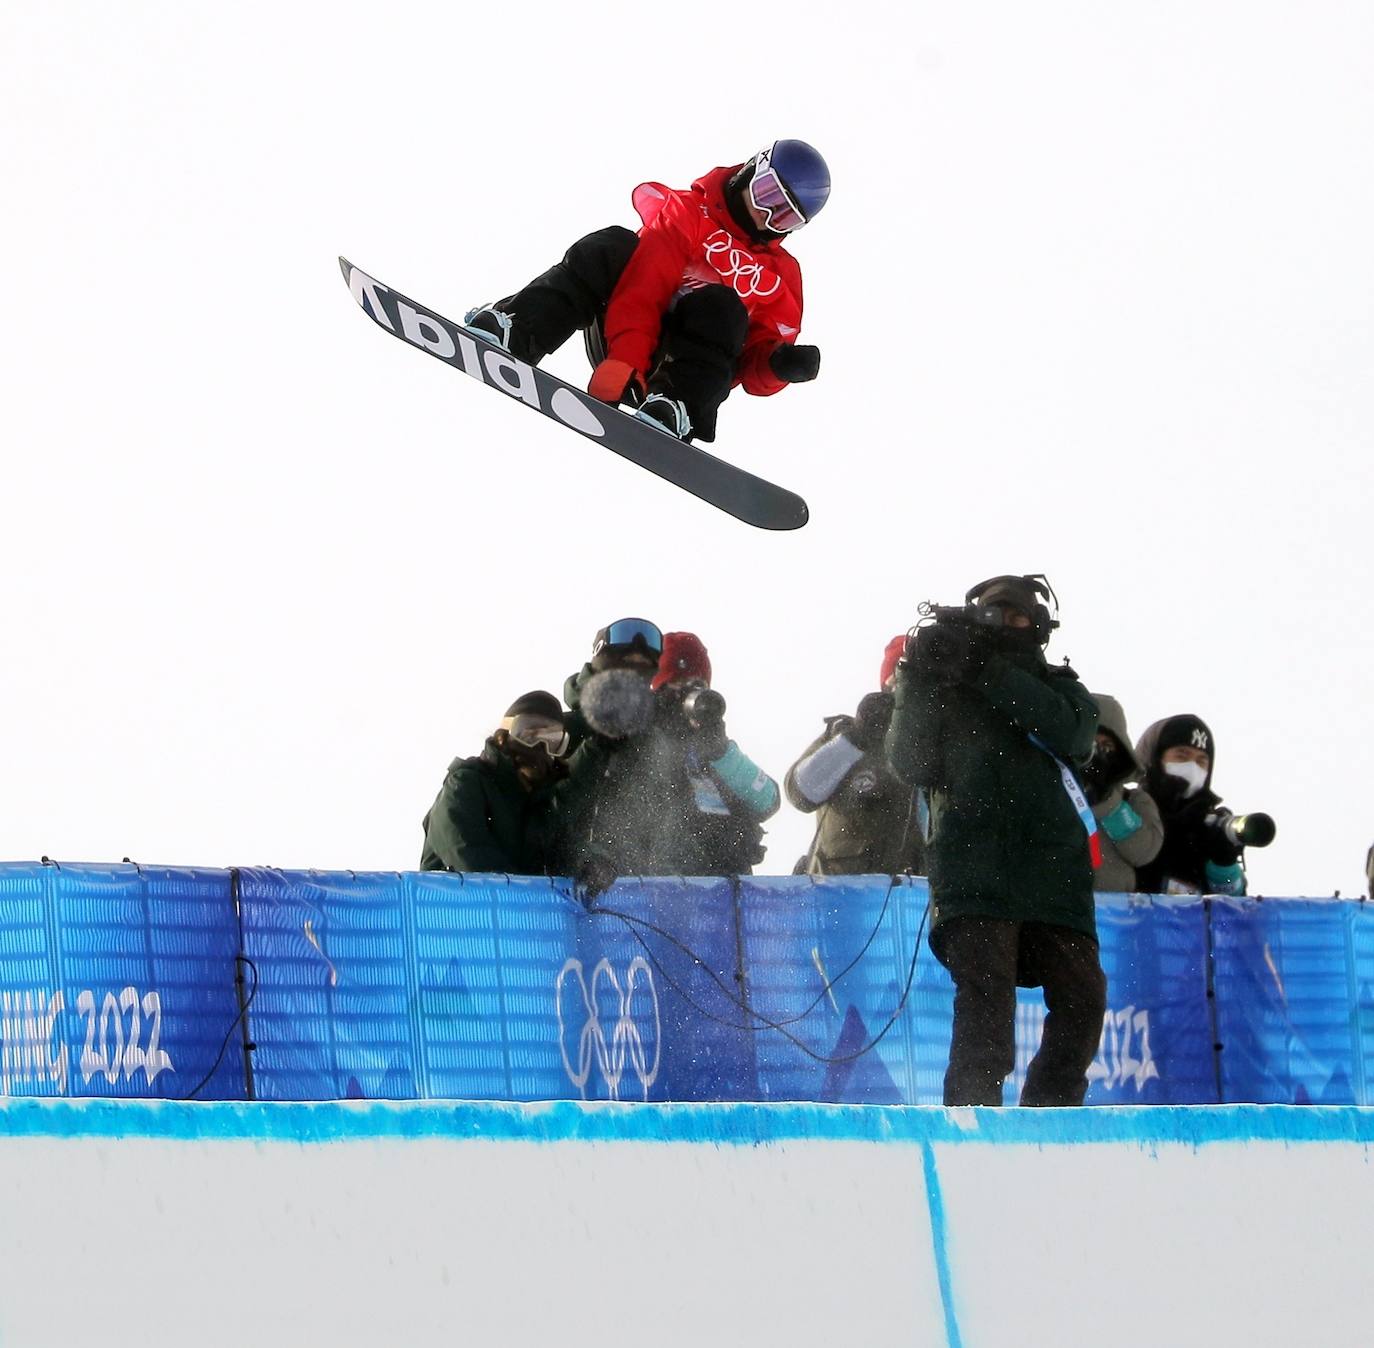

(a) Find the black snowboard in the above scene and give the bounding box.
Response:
[340,258,809,530]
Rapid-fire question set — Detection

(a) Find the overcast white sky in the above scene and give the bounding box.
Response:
[1,2,1370,896]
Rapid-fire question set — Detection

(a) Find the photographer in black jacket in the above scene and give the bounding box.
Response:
[1134,714,1275,895]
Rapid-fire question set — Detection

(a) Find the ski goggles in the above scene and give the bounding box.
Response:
[749,149,808,233]
[501,715,570,758]
[592,618,663,657]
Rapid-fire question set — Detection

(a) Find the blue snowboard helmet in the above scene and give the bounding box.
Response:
[732,139,831,234]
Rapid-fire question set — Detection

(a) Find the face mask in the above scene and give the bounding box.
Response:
[1162,760,1207,798]
[997,625,1042,655]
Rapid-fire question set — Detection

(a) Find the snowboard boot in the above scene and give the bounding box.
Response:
[461,304,515,352]
[635,394,692,440]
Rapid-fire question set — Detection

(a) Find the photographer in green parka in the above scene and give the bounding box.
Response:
[420,691,568,874]
[885,575,1106,1107]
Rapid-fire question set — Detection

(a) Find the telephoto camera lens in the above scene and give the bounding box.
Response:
[1208,811,1277,849]
[1230,813,1277,848]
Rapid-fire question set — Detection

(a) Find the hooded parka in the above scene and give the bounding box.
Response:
[1086,694,1164,892]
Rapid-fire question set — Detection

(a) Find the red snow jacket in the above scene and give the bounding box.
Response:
[603,165,804,397]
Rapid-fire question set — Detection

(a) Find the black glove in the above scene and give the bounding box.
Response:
[849,691,895,751]
[769,343,821,383]
[692,718,730,760]
[683,686,728,758]
[910,623,989,685]
[1201,810,1244,867]
[574,855,618,904]
[1080,743,1122,805]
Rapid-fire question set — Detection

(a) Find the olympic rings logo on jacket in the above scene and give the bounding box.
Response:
[702,230,782,299]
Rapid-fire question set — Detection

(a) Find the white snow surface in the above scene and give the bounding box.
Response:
[0,4,1370,895]
[0,1104,1370,1347]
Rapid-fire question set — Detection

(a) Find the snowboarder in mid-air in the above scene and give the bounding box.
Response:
[462,139,830,444]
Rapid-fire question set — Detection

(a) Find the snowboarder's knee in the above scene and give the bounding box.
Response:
[564,226,638,277]
[671,284,749,346]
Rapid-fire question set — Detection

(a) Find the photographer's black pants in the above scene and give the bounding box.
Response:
[936,916,1107,1107]
[497,226,749,442]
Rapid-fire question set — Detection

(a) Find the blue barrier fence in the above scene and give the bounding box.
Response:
[1,861,1370,1105]
[0,862,243,1099]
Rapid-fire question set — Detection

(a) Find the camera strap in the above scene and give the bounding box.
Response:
[1029,735,1102,869]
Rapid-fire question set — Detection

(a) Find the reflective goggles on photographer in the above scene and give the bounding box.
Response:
[748,149,808,233]
[592,618,663,658]
[500,715,570,758]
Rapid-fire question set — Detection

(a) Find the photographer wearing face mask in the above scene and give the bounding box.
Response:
[1082,695,1164,892]
[1133,715,1276,896]
[786,635,925,876]
[885,574,1107,1107]
[421,691,569,875]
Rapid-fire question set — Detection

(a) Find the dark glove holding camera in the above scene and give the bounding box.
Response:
[769,343,821,383]
[849,691,895,751]
[908,622,989,685]
[1197,810,1242,867]
[1080,740,1127,806]
[683,686,729,759]
[1203,808,1276,864]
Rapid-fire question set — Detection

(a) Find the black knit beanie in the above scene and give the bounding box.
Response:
[1153,714,1214,763]
[503,690,563,721]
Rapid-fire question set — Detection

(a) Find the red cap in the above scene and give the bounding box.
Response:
[652,632,712,690]
[880,634,907,687]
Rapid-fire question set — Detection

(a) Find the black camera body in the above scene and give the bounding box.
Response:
[904,602,1009,681]
[681,686,726,728]
[922,602,1014,631]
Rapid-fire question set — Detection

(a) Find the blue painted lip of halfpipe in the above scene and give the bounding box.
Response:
[4,1099,1374,1147]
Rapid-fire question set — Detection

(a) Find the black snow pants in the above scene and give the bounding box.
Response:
[496,225,749,442]
[935,915,1108,1107]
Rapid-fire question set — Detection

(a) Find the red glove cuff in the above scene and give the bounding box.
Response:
[588,358,645,406]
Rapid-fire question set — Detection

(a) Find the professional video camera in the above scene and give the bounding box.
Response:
[1204,808,1277,850]
[903,575,1061,681]
[902,601,1014,681]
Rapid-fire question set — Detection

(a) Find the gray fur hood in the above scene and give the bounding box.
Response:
[1091,693,1143,779]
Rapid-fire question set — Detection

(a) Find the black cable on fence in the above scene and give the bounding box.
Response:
[582,878,929,1066]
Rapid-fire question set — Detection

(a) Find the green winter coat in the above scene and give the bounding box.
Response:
[885,649,1099,946]
[420,740,556,875]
